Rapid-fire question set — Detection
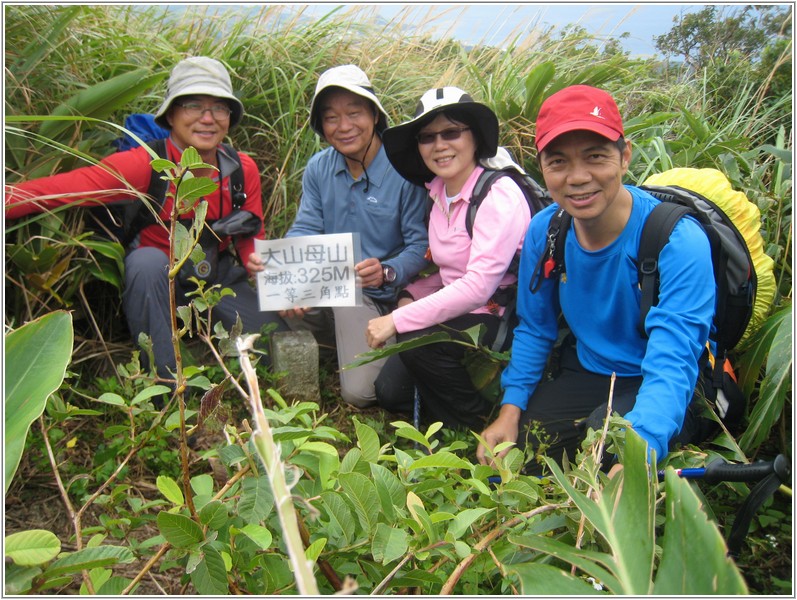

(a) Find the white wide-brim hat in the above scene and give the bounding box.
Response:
[154,57,244,129]
[382,87,499,186]
[309,64,389,137]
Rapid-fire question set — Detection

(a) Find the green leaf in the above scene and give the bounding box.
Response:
[156,512,204,548]
[5,311,73,493]
[406,491,438,544]
[320,491,354,546]
[446,507,494,540]
[353,417,381,462]
[131,385,172,406]
[43,546,134,578]
[305,538,327,563]
[371,523,409,565]
[338,472,379,536]
[237,524,273,550]
[511,563,603,595]
[156,475,184,506]
[94,393,126,407]
[409,451,472,471]
[654,470,748,594]
[199,501,228,530]
[189,545,229,595]
[237,476,274,524]
[344,331,452,368]
[370,462,406,521]
[191,474,215,498]
[5,530,61,566]
[39,68,167,140]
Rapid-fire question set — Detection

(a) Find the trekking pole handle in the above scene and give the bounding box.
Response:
[702,455,790,484]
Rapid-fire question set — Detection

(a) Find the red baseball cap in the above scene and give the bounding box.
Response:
[535,85,624,152]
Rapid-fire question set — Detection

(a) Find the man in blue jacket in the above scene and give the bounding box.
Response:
[476,85,715,473]
[251,65,428,408]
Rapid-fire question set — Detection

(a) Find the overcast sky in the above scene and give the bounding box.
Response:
[297,3,743,57]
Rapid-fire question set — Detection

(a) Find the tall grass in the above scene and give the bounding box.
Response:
[5,2,791,439]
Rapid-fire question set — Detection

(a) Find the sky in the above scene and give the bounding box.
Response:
[296,3,745,57]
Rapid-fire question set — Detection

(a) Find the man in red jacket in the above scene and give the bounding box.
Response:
[5,57,287,384]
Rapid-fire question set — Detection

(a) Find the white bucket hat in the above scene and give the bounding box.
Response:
[382,87,499,186]
[309,64,389,136]
[154,57,245,129]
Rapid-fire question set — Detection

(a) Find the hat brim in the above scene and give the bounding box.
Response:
[154,88,245,129]
[309,84,389,137]
[536,120,622,153]
[382,103,498,187]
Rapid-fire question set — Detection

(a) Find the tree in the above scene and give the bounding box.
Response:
[654,5,791,71]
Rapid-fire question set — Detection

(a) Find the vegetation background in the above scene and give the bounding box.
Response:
[3,4,793,596]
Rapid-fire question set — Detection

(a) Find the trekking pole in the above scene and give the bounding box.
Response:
[660,454,791,558]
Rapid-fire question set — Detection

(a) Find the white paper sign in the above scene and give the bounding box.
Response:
[255,233,362,311]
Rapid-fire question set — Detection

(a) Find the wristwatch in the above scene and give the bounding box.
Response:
[382,265,397,285]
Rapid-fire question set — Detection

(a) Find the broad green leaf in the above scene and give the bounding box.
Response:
[338,472,379,536]
[511,563,603,595]
[97,576,135,595]
[370,462,407,518]
[5,311,73,493]
[446,507,494,540]
[393,426,433,449]
[4,565,42,595]
[189,545,229,595]
[654,470,748,594]
[94,393,126,407]
[320,491,354,546]
[191,474,215,498]
[237,476,274,524]
[406,491,438,544]
[5,530,61,566]
[371,523,409,565]
[156,475,184,506]
[237,524,273,550]
[42,546,134,577]
[344,331,451,368]
[131,385,172,406]
[39,68,166,140]
[296,441,339,457]
[199,501,228,530]
[409,451,472,471]
[353,417,381,462]
[510,534,621,593]
[156,512,204,548]
[305,538,327,563]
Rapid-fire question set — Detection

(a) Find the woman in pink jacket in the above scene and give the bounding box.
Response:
[365,87,532,430]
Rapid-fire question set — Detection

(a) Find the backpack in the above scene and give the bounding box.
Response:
[461,150,551,351]
[121,137,247,246]
[531,167,776,428]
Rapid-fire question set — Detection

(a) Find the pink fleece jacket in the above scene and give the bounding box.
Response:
[391,166,531,334]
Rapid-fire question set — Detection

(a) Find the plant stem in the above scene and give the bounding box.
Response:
[237,334,320,595]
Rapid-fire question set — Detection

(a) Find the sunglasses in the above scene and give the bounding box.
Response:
[416,127,470,145]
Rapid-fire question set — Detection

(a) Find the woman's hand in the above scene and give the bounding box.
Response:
[366,314,397,349]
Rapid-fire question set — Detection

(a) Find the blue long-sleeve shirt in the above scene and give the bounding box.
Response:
[287,144,429,302]
[501,185,715,460]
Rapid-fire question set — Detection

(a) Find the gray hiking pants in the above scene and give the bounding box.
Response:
[122,246,288,381]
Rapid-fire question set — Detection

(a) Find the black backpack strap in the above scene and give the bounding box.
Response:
[218,142,246,210]
[637,202,692,336]
[123,137,169,245]
[466,169,506,238]
[530,208,570,294]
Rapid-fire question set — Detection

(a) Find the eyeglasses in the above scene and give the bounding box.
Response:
[417,127,470,145]
[175,101,232,120]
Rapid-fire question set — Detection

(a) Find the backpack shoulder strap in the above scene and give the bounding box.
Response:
[529,207,571,294]
[466,169,506,238]
[637,200,693,336]
[219,142,246,210]
[122,138,169,245]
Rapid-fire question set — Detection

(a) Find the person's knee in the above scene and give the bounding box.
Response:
[340,384,376,409]
[374,361,414,414]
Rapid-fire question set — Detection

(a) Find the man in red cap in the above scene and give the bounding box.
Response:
[477,85,716,474]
